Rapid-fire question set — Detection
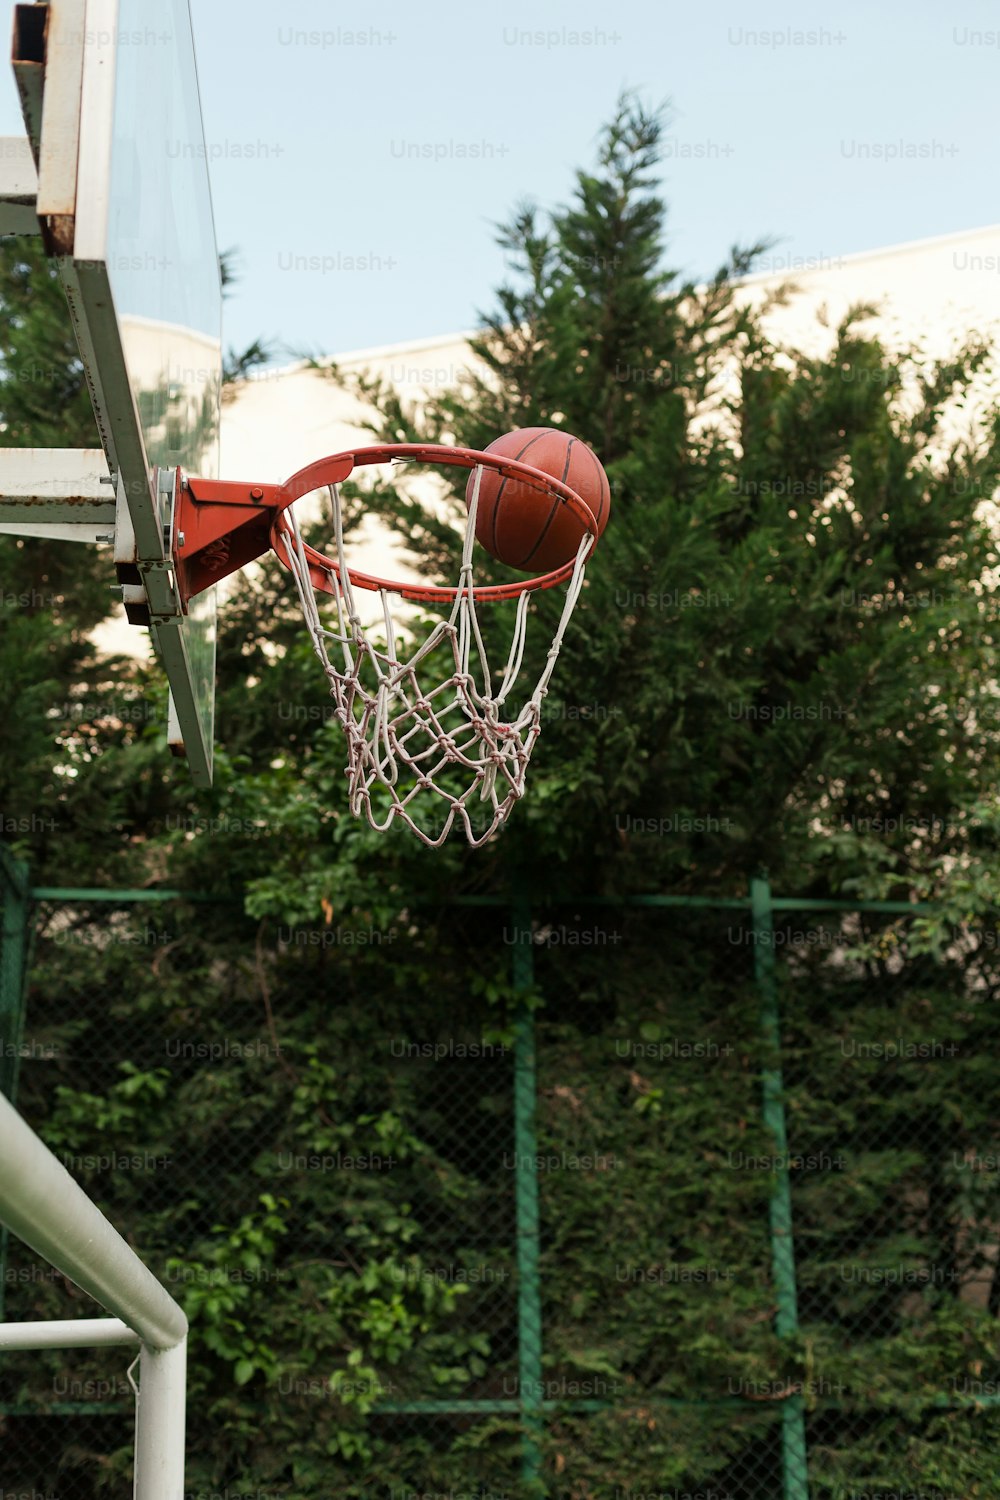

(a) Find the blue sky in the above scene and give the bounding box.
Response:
[2,0,996,363]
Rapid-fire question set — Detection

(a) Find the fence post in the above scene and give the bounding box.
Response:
[511,890,544,1491]
[0,847,29,1102]
[0,847,31,1322]
[751,875,810,1500]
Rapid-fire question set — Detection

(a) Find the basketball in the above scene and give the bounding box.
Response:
[465,427,611,572]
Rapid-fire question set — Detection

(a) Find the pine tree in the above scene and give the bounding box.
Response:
[325,92,1000,910]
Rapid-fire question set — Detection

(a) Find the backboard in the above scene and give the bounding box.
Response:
[14,0,222,783]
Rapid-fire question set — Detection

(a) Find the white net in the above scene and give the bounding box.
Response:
[277,467,592,847]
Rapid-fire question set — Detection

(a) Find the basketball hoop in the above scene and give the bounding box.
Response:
[174,443,604,846]
[277,446,598,847]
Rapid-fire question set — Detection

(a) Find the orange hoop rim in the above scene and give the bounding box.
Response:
[269,443,600,603]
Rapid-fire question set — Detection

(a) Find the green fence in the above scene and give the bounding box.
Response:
[1,861,999,1498]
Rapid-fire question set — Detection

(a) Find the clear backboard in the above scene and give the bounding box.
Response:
[15,0,222,783]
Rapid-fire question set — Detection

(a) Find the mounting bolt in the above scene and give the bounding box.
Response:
[250,486,264,500]
[95,533,115,543]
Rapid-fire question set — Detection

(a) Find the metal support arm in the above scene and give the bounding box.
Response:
[0,447,114,540]
[0,1090,188,1497]
[0,133,39,234]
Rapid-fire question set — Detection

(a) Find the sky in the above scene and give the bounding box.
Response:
[1,0,996,364]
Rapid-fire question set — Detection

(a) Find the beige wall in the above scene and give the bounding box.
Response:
[223,224,1000,480]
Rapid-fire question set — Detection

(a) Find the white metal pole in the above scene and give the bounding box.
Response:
[0,1091,187,1350]
[135,1339,187,1500]
[0,1092,189,1498]
[0,1316,139,1349]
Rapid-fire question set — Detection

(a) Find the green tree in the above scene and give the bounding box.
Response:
[265,93,1000,913]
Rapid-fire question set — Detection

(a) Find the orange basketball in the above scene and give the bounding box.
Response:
[465,427,610,572]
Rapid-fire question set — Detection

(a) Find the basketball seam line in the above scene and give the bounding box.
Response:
[584,442,608,528]
[491,430,549,560]
[517,438,576,570]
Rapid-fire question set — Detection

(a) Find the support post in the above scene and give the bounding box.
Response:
[135,1338,188,1499]
[511,891,544,1490]
[0,846,30,1101]
[751,876,810,1500]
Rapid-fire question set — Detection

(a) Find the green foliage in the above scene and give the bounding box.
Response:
[327,94,1000,908]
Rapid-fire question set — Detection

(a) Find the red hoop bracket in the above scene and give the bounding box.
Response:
[173,443,600,609]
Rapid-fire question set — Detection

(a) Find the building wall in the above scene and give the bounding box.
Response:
[223,224,1000,480]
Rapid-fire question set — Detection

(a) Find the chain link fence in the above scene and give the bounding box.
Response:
[2,860,999,1499]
